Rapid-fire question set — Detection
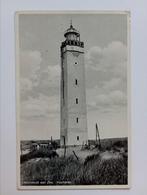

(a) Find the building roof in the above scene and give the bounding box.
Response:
[64,24,80,37]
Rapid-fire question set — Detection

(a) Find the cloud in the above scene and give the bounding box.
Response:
[19,50,42,99]
[20,49,60,100]
[87,88,127,113]
[21,93,60,121]
[85,41,127,113]
[86,41,127,73]
[20,50,42,79]
[20,50,60,121]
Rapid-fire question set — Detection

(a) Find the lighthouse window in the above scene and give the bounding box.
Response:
[75,79,78,85]
[76,98,78,104]
[76,117,79,123]
[77,136,79,141]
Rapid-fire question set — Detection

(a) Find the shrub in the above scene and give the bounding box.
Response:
[82,155,127,185]
[20,150,58,163]
[21,153,128,185]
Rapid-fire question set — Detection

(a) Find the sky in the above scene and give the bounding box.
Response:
[18,13,129,140]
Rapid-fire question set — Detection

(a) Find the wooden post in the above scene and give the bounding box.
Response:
[72,150,79,161]
[82,141,84,149]
[96,123,101,149]
[20,143,22,155]
[63,136,66,158]
[96,123,98,145]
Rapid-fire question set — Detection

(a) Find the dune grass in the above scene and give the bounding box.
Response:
[21,151,127,185]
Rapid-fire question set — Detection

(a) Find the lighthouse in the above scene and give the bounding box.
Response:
[60,23,88,146]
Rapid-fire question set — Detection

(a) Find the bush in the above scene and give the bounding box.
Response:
[21,156,83,185]
[21,153,128,185]
[21,150,58,163]
[82,156,127,185]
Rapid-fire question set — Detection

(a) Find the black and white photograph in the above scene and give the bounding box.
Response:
[16,12,130,189]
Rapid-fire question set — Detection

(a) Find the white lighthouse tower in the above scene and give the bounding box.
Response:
[60,23,88,146]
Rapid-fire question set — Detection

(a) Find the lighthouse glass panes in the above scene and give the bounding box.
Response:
[60,24,88,146]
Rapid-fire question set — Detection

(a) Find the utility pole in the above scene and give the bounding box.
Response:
[63,136,66,158]
[96,123,101,149]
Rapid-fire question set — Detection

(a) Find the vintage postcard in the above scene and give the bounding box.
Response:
[16,11,130,189]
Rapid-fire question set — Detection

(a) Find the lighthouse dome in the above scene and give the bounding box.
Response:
[64,24,80,38]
